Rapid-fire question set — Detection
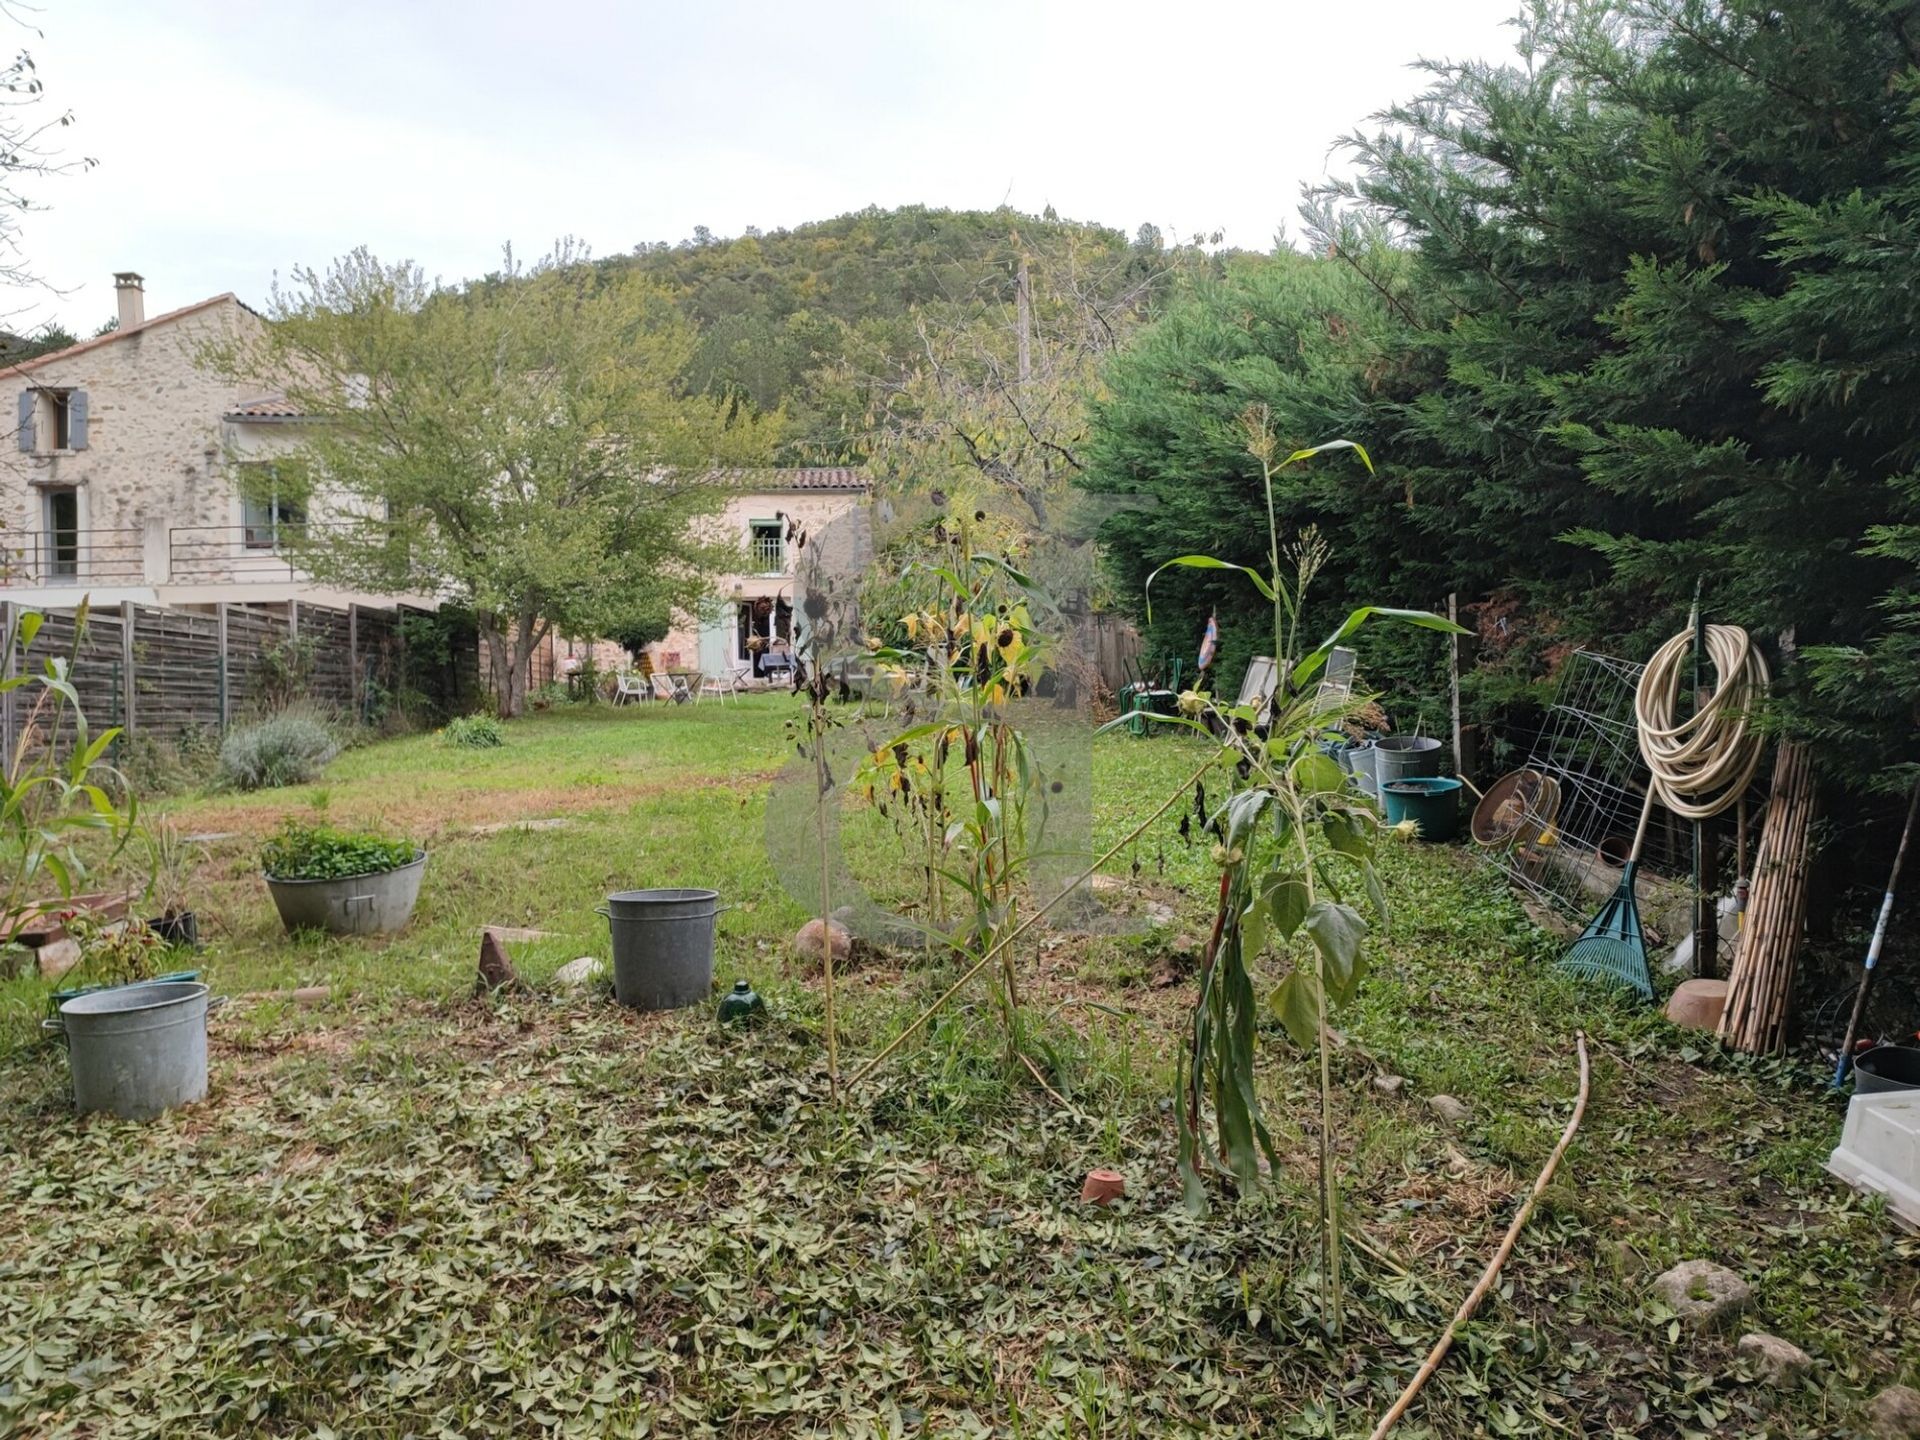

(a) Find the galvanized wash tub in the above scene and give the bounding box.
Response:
[599,888,720,1011]
[47,980,225,1120]
[1372,735,1444,788]
[266,850,428,936]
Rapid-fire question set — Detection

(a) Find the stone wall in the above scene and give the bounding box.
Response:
[4,297,273,546]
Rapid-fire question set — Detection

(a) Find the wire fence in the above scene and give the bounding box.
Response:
[1486,648,1750,928]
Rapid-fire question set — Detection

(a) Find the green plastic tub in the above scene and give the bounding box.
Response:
[1381,777,1463,842]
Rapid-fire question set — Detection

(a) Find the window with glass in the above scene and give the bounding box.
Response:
[42,487,78,578]
[241,467,306,549]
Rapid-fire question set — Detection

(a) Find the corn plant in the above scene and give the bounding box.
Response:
[1140,409,1461,1332]
[0,603,140,943]
[858,510,1057,1075]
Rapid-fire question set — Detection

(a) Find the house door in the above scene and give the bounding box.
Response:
[697,607,731,676]
[735,598,792,675]
[42,488,78,579]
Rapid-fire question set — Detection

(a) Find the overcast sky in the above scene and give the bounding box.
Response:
[6,0,1522,334]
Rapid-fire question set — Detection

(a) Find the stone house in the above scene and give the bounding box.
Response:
[638,468,870,681]
[0,272,416,611]
[1,275,869,690]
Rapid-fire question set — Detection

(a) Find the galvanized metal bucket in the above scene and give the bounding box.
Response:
[598,888,720,1011]
[266,851,429,936]
[1348,741,1379,799]
[1372,735,1444,789]
[45,980,225,1120]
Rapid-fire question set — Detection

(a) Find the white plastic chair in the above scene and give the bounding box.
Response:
[613,672,648,706]
[700,669,742,704]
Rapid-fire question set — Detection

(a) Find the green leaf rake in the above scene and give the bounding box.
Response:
[1555,788,1656,1001]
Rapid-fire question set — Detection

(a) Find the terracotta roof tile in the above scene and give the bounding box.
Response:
[715,466,868,492]
[228,395,303,419]
[3,293,255,377]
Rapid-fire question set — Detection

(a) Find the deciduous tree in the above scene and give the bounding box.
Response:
[215,244,778,716]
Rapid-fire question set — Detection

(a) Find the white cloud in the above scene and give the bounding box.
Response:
[3,0,1521,331]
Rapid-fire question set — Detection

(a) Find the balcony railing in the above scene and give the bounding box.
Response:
[0,525,318,589]
[0,529,145,586]
[750,534,785,574]
[168,525,309,585]
[0,520,416,592]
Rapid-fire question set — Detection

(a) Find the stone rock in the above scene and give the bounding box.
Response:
[1089,873,1127,895]
[551,956,605,990]
[793,918,852,968]
[1372,1073,1408,1096]
[1736,1332,1812,1384]
[1665,978,1730,1032]
[1428,1094,1470,1125]
[1143,900,1177,927]
[475,929,526,995]
[35,937,81,980]
[1652,1259,1751,1329]
[1869,1386,1920,1438]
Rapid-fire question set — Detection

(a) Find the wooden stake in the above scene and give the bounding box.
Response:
[1367,1033,1591,1440]
[1719,744,1816,1053]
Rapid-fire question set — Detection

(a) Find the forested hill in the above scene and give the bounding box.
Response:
[602,205,1219,463]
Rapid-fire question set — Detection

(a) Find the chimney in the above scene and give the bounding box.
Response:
[113,271,145,330]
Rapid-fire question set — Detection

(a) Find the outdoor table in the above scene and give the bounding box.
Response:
[666,670,698,703]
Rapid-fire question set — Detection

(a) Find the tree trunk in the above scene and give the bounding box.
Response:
[479,617,513,716]
[479,610,549,718]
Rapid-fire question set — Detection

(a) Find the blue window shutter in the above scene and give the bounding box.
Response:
[67,390,88,449]
[15,390,33,452]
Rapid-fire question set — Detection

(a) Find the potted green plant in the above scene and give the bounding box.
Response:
[260,819,427,936]
[144,818,204,948]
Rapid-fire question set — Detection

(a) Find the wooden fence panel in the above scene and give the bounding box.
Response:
[1089,613,1142,694]
[299,604,355,713]
[9,607,126,755]
[224,604,292,718]
[0,597,534,752]
[131,605,221,740]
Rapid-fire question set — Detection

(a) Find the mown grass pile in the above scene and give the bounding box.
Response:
[0,704,1912,1437]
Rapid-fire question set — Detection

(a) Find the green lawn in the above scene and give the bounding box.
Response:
[0,702,1913,1437]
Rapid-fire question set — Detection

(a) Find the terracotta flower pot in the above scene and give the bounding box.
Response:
[1080,1167,1126,1205]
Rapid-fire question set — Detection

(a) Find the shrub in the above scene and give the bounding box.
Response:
[218,712,340,790]
[260,820,416,881]
[443,714,505,748]
[118,725,221,796]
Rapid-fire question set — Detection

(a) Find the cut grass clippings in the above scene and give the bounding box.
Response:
[0,701,1915,1437]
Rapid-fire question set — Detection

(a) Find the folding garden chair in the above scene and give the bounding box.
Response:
[700,669,742,705]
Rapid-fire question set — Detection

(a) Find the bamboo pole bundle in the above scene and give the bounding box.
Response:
[1718,743,1817,1053]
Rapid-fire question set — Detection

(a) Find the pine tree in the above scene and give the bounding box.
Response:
[1311,0,1920,783]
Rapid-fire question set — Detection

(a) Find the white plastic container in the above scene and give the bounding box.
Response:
[1828,1091,1920,1230]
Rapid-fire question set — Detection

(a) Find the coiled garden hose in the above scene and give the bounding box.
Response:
[1634,623,1770,822]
